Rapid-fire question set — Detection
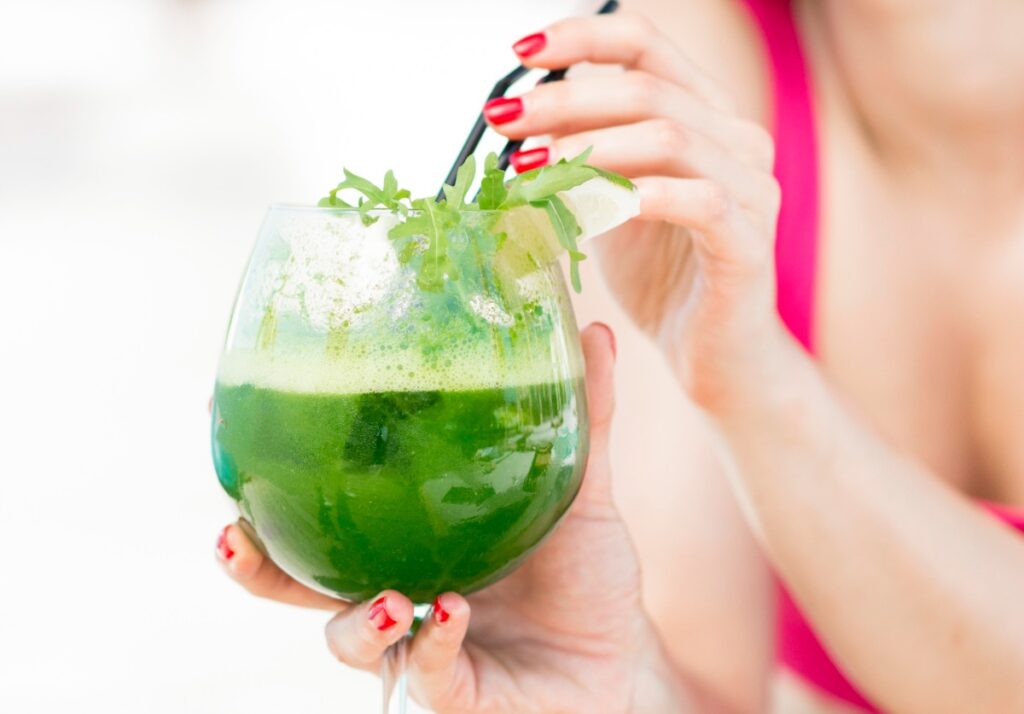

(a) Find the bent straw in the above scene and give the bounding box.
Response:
[437,0,620,201]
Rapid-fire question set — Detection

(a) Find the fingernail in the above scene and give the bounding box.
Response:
[512,32,546,58]
[483,96,523,125]
[368,596,397,631]
[216,525,235,561]
[510,147,549,174]
[433,596,450,624]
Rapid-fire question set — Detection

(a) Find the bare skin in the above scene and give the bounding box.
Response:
[216,2,1024,712]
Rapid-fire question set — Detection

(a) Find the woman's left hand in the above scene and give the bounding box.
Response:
[488,14,796,412]
[217,325,705,713]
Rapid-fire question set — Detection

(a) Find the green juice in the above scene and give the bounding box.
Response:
[212,377,586,603]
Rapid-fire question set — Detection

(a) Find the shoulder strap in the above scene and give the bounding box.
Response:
[740,0,820,352]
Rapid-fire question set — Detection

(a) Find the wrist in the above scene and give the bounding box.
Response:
[669,316,810,421]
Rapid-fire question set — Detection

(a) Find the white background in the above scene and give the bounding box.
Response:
[0,1,694,711]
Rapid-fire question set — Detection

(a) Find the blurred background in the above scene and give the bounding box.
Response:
[0,1,704,711]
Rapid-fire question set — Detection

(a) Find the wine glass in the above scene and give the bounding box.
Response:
[211,204,589,712]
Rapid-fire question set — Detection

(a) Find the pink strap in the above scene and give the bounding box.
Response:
[742,0,819,353]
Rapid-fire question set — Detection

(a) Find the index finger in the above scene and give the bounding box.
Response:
[514,13,734,112]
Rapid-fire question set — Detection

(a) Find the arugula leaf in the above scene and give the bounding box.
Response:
[504,160,597,206]
[389,198,461,291]
[477,153,508,210]
[388,197,460,286]
[383,170,411,206]
[590,166,635,190]
[566,146,594,166]
[442,155,476,209]
[382,170,398,198]
[532,195,585,292]
[389,198,447,241]
[318,168,411,222]
[357,199,380,225]
[337,169,387,204]
[317,189,354,209]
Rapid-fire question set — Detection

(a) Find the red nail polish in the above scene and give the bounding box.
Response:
[483,97,523,125]
[510,147,549,174]
[512,32,546,58]
[368,596,397,630]
[433,596,450,624]
[216,525,235,561]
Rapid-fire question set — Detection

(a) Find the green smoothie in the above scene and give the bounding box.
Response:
[212,373,586,603]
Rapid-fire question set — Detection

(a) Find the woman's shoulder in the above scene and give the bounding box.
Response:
[629,0,772,126]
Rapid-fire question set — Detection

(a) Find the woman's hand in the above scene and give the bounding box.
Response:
[490,14,793,411]
[217,324,694,714]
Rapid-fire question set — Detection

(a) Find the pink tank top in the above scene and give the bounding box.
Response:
[741,0,1024,710]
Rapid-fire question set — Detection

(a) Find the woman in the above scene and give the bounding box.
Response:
[214,1,1024,711]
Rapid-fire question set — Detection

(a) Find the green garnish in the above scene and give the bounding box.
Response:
[533,194,586,292]
[317,148,632,292]
[477,153,509,210]
[318,168,411,224]
[441,154,477,210]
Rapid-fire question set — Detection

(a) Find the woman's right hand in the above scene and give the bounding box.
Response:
[216,324,695,713]
[489,13,792,412]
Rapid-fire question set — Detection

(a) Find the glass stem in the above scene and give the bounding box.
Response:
[381,604,429,714]
[381,633,410,714]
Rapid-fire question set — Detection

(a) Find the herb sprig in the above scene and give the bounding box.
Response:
[318,149,632,292]
[318,169,411,225]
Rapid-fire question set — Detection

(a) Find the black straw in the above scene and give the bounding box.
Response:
[437,0,620,201]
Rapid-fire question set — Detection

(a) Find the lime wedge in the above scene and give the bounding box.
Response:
[559,174,642,244]
[493,175,641,277]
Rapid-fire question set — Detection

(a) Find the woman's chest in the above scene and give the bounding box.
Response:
[813,132,1024,501]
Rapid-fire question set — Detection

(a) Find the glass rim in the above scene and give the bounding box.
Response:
[268,202,504,216]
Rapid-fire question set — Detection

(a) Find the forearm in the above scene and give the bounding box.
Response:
[707,339,1024,712]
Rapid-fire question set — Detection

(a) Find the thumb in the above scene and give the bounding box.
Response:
[582,322,617,444]
[576,322,617,510]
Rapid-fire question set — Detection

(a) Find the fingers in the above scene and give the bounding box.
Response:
[633,177,769,268]
[407,594,475,710]
[325,592,476,706]
[484,73,772,171]
[216,522,347,611]
[514,13,734,112]
[575,323,617,512]
[486,71,711,142]
[550,120,772,211]
[551,117,773,176]
[324,591,416,672]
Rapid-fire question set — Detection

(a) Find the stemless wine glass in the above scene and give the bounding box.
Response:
[211,205,589,712]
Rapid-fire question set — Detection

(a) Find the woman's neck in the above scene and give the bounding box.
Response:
[812,0,1024,204]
